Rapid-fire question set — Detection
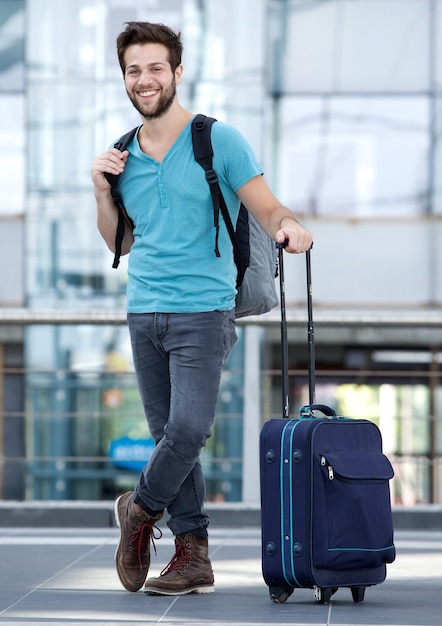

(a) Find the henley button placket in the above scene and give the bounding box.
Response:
[157,169,167,208]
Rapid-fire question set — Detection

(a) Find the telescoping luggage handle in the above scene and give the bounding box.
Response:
[276,241,336,419]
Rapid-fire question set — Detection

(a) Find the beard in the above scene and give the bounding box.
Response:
[127,77,177,121]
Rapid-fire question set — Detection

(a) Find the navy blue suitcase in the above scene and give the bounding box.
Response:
[260,246,395,604]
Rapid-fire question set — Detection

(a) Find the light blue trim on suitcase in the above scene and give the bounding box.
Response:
[279,419,303,588]
[328,545,396,553]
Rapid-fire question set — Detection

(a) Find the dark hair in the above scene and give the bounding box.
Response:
[116,22,183,74]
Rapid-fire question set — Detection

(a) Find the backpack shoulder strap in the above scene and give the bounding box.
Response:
[104,127,138,268]
[191,114,221,258]
[191,114,247,285]
[191,114,216,171]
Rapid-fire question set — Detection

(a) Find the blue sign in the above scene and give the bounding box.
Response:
[109,437,155,472]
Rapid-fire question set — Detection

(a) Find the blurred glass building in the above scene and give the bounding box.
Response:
[0,0,441,504]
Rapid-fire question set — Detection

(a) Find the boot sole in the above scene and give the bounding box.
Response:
[114,495,122,564]
[114,495,122,567]
[144,584,215,596]
[113,495,144,593]
[114,495,122,528]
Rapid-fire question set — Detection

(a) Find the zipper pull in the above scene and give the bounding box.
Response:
[321,456,334,480]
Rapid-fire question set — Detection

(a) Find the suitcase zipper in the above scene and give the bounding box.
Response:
[320,456,334,480]
[321,455,387,485]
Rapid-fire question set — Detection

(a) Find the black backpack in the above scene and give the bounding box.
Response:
[104,114,278,318]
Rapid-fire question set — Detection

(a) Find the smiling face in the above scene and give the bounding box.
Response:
[123,43,183,120]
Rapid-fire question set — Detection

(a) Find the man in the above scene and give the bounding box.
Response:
[91,22,312,596]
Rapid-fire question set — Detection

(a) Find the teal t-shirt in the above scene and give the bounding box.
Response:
[117,116,263,313]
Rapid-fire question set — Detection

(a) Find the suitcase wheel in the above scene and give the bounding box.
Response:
[314,586,338,604]
[269,586,294,603]
[351,586,366,603]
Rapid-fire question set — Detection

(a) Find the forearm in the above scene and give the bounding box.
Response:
[237,176,312,253]
[261,206,301,240]
[91,146,132,255]
[95,189,133,255]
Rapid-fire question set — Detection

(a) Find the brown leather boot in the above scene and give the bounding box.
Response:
[144,533,215,595]
[114,491,163,592]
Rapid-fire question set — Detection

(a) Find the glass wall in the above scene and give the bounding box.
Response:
[267,0,437,218]
[263,1,441,505]
[275,96,429,217]
[14,0,442,503]
[24,0,256,501]
[0,0,25,217]
[0,0,26,499]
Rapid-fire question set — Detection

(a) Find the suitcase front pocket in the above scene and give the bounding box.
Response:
[313,451,396,570]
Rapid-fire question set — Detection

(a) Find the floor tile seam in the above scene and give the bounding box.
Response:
[0,539,263,548]
[0,542,105,618]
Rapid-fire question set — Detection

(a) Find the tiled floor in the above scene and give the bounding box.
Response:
[0,527,440,626]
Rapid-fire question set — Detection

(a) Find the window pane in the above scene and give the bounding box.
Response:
[435,0,442,90]
[269,0,430,93]
[277,97,429,216]
[0,97,24,215]
[26,191,128,299]
[433,97,442,214]
[28,0,182,81]
[0,0,24,92]
[28,82,132,188]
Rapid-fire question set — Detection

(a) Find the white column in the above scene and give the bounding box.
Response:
[242,325,262,504]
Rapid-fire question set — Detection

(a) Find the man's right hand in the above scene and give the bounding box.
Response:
[91,149,129,193]
[92,148,133,255]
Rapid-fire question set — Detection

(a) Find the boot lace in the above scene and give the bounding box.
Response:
[160,544,191,576]
[128,522,162,570]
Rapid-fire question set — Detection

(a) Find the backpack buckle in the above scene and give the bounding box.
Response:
[205,168,218,186]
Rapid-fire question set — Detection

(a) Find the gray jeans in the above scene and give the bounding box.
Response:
[127,310,237,537]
